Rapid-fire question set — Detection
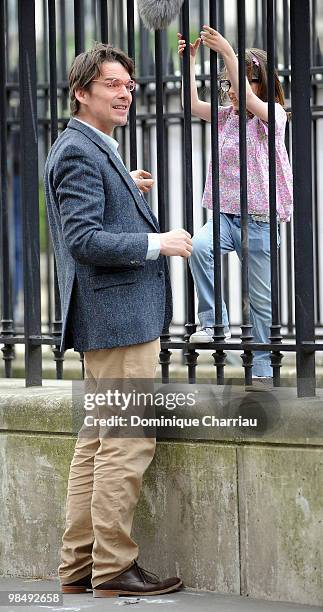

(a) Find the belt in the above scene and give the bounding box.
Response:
[251,214,270,223]
[224,213,270,223]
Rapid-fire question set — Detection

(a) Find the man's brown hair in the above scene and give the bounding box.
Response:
[69,42,135,116]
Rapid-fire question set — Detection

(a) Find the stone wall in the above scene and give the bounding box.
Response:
[0,379,322,606]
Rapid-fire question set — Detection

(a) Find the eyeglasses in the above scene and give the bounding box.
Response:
[92,78,136,92]
[219,77,260,94]
[219,79,231,93]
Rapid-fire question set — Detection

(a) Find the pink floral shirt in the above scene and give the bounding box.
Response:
[202,104,293,221]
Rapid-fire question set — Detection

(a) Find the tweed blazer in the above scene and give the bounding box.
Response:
[44,118,172,352]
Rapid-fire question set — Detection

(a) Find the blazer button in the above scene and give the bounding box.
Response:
[130,260,140,265]
[158,270,164,277]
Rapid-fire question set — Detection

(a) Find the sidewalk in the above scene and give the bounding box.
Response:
[0,579,321,612]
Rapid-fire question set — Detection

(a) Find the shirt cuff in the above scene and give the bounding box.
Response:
[146,233,160,260]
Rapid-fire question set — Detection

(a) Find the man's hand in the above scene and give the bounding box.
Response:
[159,229,192,258]
[130,169,154,193]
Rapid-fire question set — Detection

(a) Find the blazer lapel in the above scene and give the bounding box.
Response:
[67,119,159,232]
[106,152,160,232]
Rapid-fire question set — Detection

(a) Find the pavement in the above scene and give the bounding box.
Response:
[0,579,321,612]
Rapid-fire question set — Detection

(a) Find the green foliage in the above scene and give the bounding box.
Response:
[168,26,201,54]
[134,25,202,73]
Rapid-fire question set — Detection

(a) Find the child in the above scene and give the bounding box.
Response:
[178,26,293,379]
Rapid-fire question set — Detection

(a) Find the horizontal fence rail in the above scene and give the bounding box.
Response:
[0,0,323,396]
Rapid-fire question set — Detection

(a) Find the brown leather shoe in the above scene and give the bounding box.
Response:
[93,561,183,597]
[61,573,92,593]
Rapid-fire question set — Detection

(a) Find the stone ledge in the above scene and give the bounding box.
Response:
[0,382,322,606]
[0,380,322,447]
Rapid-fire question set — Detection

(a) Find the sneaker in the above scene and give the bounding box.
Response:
[190,327,231,343]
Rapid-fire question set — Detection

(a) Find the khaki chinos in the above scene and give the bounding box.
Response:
[58,338,160,588]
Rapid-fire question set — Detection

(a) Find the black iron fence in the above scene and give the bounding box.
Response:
[0,0,323,396]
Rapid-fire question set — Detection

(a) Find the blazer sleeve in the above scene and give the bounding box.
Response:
[53,144,148,267]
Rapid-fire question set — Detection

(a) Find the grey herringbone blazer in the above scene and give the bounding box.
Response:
[44,118,172,352]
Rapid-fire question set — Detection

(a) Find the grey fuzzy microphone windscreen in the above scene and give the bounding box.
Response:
[138,0,185,30]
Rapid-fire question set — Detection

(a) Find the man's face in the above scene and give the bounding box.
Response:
[76,61,133,134]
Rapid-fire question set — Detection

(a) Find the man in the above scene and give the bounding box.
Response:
[44,42,192,598]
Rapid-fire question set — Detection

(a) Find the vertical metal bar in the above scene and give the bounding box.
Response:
[42,0,49,81]
[274,0,278,65]
[313,112,320,327]
[18,0,42,386]
[222,256,230,323]
[48,0,64,380]
[139,23,149,191]
[290,0,316,396]
[311,0,317,65]
[180,175,188,344]
[313,107,320,327]
[118,0,125,49]
[262,0,267,49]
[155,30,172,382]
[42,0,52,337]
[146,90,153,209]
[117,0,127,162]
[139,19,149,76]
[48,1,58,142]
[179,13,188,336]
[99,0,108,43]
[181,0,198,383]
[282,0,293,335]
[199,0,207,228]
[285,197,294,334]
[164,56,172,232]
[155,30,166,231]
[218,0,225,35]
[267,0,283,384]
[127,0,137,170]
[237,0,253,385]
[161,30,168,79]
[277,219,282,330]
[141,100,148,178]
[282,0,290,98]
[74,0,85,55]
[0,0,15,377]
[59,0,68,111]
[209,0,226,384]
[4,0,8,73]
[254,0,260,47]
[311,0,320,328]
[110,0,116,45]
[92,0,97,39]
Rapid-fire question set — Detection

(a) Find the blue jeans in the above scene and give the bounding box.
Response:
[189,213,273,377]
